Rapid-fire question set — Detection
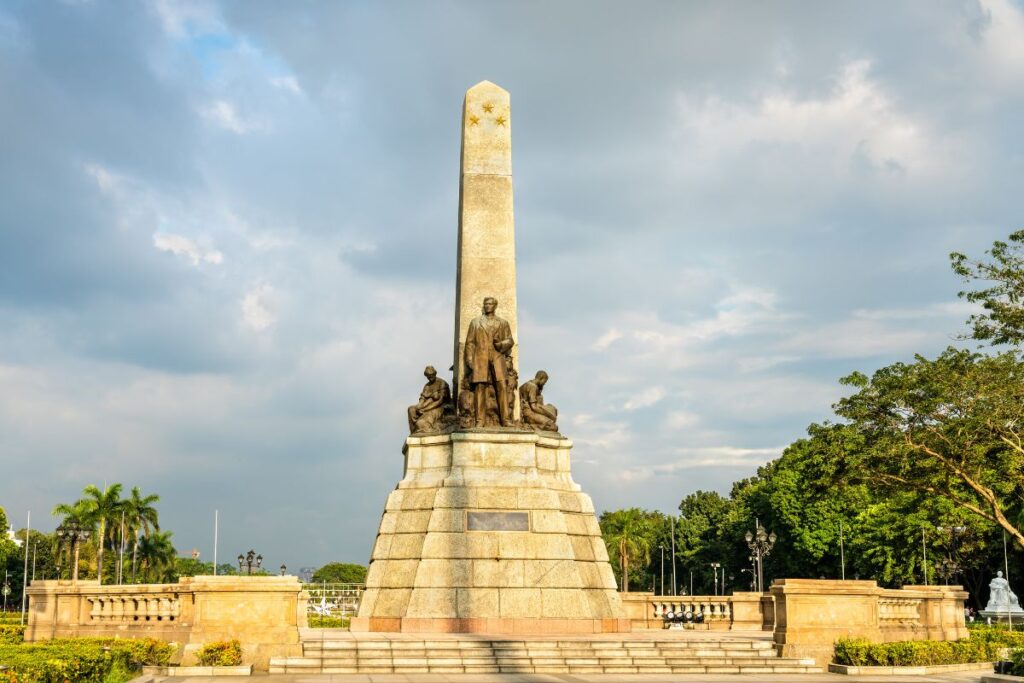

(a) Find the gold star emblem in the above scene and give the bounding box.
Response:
[482,103,494,113]
[494,115,507,127]
[469,114,479,126]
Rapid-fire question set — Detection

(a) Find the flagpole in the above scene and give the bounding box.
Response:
[20,511,30,625]
[213,510,219,576]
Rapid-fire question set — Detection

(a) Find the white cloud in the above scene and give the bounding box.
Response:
[623,386,666,411]
[592,328,622,351]
[153,232,223,266]
[664,410,700,430]
[241,283,276,331]
[618,446,783,483]
[674,59,958,183]
[151,0,223,39]
[270,75,303,95]
[200,100,268,134]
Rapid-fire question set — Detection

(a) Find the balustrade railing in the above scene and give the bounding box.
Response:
[650,596,732,622]
[878,595,922,626]
[86,594,181,623]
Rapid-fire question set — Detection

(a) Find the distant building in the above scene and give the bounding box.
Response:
[7,524,22,548]
[298,566,316,583]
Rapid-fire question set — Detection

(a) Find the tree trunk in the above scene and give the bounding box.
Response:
[620,537,630,592]
[96,519,105,585]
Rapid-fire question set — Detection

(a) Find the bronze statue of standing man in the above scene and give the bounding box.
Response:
[464,297,515,427]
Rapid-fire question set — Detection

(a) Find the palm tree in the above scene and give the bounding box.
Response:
[122,487,160,583]
[601,508,653,593]
[51,499,95,579]
[137,531,176,583]
[80,484,124,585]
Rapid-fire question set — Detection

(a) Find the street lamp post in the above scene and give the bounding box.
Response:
[745,520,777,593]
[55,520,92,583]
[935,525,967,584]
[710,562,721,596]
[237,550,263,575]
[659,545,665,596]
[279,564,287,576]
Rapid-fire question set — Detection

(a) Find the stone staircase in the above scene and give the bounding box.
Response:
[269,632,822,674]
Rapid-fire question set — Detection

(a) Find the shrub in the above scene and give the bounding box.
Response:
[834,633,1003,667]
[1009,648,1024,676]
[0,637,174,683]
[308,616,349,629]
[0,625,25,645]
[195,639,242,666]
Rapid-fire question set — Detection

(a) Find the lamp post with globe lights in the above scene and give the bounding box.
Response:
[745,521,777,593]
[237,550,262,575]
[55,520,91,583]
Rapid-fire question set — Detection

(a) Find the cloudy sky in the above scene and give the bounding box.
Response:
[2,1,1022,570]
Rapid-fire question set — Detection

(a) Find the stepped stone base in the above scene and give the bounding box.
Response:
[354,430,627,633]
[270,631,823,674]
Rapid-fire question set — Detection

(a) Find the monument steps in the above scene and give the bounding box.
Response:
[269,635,822,674]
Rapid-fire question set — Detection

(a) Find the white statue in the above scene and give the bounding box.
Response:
[985,571,1020,610]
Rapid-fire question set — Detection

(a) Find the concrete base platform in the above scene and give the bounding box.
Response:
[269,629,822,676]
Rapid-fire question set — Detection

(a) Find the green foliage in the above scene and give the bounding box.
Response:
[833,635,1001,666]
[135,531,176,583]
[951,229,1024,346]
[599,508,657,592]
[1008,647,1024,676]
[308,615,350,628]
[0,507,19,570]
[0,637,174,682]
[195,639,242,666]
[311,562,367,584]
[835,348,1024,549]
[0,625,25,644]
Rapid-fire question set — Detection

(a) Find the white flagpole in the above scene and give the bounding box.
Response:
[20,511,30,625]
[213,510,219,576]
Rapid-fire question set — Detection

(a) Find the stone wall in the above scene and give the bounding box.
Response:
[771,579,969,666]
[24,576,307,670]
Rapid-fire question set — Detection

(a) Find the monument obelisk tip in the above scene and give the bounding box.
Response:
[453,82,518,418]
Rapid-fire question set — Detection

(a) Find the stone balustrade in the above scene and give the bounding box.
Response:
[771,579,968,666]
[25,576,308,670]
[620,592,765,630]
[85,593,182,623]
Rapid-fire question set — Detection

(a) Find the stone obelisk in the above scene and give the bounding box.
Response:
[352,82,627,635]
[453,81,518,414]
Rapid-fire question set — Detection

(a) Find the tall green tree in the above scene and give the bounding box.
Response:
[951,229,1024,345]
[137,531,176,583]
[835,348,1024,549]
[311,562,368,584]
[599,508,654,592]
[122,487,160,583]
[0,507,20,570]
[53,484,125,584]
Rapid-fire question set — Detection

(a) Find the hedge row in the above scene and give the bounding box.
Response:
[0,626,24,646]
[195,640,242,667]
[0,638,174,683]
[834,627,1024,667]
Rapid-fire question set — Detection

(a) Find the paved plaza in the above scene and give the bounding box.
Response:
[141,669,992,682]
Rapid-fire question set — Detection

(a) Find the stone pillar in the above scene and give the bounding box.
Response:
[772,579,883,666]
[453,81,518,416]
[730,592,767,631]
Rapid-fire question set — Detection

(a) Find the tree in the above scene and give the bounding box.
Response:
[53,484,124,584]
[311,562,367,584]
[951,229,1024,345]
[122,487,160,583]
[599,508,653,592]
[835,348,1024,549]
[137,531,176,583]
[0,507,20,570]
